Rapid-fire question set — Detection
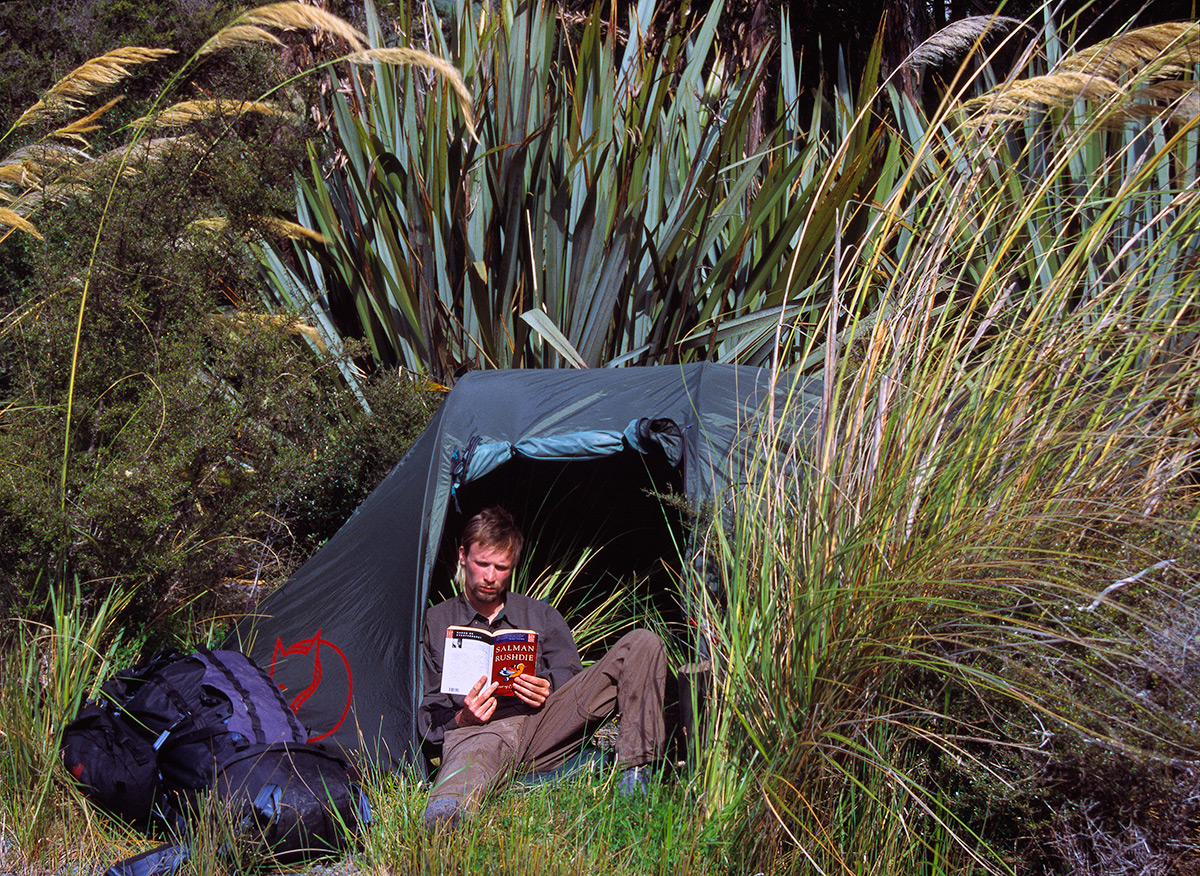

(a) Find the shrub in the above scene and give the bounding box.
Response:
[0,6,436,639]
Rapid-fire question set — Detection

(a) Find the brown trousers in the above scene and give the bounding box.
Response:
[429,628,666,812]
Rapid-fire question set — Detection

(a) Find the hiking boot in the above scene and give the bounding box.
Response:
[423,797,462,832]
[616,765,652,797]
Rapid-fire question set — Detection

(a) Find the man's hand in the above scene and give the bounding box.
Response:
[512,672,551,708]
[456,676,499,727]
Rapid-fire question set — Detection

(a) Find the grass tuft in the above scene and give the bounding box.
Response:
[134,99,291,129]
[12,47,176,129]
[206,2,367,55]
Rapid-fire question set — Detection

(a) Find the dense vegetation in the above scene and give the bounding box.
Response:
[0,3,437,636]
[2,0,1199,874]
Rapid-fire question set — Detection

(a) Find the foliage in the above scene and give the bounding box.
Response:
[688,12,1200,875]
[0,0,240,128]
[0,5,436,636]
[258,0,890,382]
[2,0,1200,873]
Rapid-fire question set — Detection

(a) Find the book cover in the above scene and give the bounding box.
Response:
[440,627,539,697]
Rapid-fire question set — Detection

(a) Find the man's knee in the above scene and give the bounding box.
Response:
[617,627,665,658]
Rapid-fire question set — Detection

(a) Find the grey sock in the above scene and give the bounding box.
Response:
[616,765,651,796]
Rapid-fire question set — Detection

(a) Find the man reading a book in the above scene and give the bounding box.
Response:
[419,506,667,830]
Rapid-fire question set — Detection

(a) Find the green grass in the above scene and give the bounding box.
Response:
[356,766,728,876]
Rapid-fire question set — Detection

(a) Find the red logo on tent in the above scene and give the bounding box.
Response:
[270,631,353,743]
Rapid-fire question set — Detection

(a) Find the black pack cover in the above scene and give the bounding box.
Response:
[215,743,368,865]
[61,703,159,824]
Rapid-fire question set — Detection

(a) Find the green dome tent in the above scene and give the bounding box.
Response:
[228,363,818,765]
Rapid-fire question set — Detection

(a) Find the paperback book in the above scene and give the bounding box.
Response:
[440,626,540,696]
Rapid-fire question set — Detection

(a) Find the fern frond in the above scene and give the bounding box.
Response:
[907,16,1026,71]
[347,48,476,139]
[15,47,175,128]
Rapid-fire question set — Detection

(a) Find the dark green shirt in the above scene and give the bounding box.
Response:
[417,592,582,747]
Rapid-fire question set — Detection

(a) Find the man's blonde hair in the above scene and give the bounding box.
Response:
[459,506,524,565]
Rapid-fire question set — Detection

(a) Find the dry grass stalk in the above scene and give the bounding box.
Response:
[190,215,329,244]
[8,183,91,216]
[258,216,329,243]
[50,97,124,145]
[347,48,476,139]
[0,207,43,240]
[0,161,39,188]
[14,47,176,128]
[963,21,1200,126]
[205,2,366,55]
[1061,21,1200,81]
[906,15,1026,71]
[1160,82,1200,122]
[70,135,198,183]
[3,143,89,171]
[197,24,285,56]
[965,70,1123,121]
[135,99,291,129]
[208,311,327,351]
[1093,82,1200,126]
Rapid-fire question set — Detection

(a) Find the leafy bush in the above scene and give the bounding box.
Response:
[0,5,436,638]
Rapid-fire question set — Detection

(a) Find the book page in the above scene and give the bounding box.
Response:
[440,627,493,696]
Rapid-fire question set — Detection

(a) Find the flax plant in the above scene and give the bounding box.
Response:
[692,11,1200,874]
[258,0,887,381]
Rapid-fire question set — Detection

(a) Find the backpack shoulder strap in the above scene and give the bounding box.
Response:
[196,647,306,745]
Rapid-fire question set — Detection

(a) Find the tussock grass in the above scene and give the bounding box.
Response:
[0,582,136,872]
[12,47,176,129]
[690,7,1200,871]
[199,2,367,56]
[356,767,724,876]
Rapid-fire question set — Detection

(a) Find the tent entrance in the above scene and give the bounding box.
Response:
[430,447,689,659]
